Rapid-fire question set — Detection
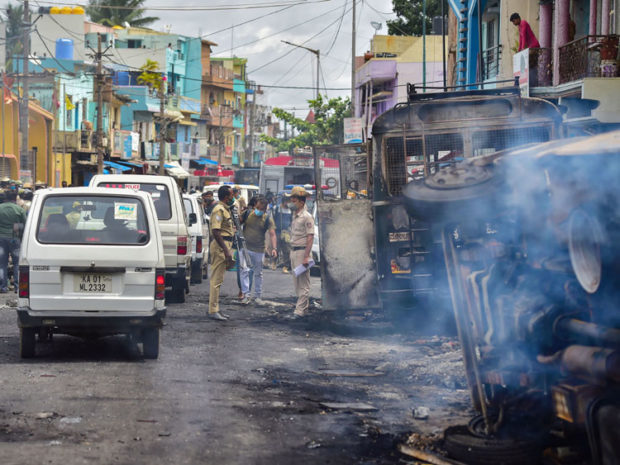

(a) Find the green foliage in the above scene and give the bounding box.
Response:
[137,59,163,89]
[3,3,25,72]
[387,0,442,36]
[260,95,351,152]
[86,0,159,28]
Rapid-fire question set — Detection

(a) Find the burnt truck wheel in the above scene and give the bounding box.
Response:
[443,425,543,465]
[403,163,502,221]
[142,328,160,359]
[19,327,36,358]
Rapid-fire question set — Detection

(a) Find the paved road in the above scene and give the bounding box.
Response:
[0,268,470,464]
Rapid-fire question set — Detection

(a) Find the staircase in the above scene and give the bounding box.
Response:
[457,0,469,88]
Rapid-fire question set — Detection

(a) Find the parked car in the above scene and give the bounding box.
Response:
[183,193,208,284]
[17,187,166,359]
[90,174,191,303]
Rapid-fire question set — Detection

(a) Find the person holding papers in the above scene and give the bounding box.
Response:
[286,186,314,319]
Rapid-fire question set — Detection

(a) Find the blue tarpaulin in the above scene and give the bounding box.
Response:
[104,161,131,172]
[196,157,218,165]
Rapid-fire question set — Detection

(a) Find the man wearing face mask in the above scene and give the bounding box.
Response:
[239,196,277,305]
[208,185,236,321]
[287,186,314,319]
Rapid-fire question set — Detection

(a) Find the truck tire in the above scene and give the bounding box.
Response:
[20,327,36,358]
[142,328,159,359]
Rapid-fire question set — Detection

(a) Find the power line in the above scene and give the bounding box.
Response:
[324,0,348,56]
[201,3,297,38]
[248,1,355,74]
[26,0,331,11]
[213,1,345,57]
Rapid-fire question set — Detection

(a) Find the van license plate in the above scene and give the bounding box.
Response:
[74,274,113,293]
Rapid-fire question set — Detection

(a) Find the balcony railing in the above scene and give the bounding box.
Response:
[482,44,502,81]
[559,34,619,84]
[52,130,95,153]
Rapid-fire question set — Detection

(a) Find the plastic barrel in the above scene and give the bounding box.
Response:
[55,39,74,60]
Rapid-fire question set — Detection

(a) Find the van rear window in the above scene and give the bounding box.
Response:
[97,182,172,220]
[36,195,149,245]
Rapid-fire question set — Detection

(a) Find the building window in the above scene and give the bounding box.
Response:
[128,39,142,49]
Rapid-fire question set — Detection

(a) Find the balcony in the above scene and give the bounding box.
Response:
[514,47,553,88]
[203,65,234,90]
[559,35,619,84]
[52,130,96,153]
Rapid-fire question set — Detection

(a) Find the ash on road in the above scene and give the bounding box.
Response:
[0,269,471,464]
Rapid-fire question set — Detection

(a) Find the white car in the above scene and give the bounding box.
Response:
[17,187,166,359]
[90,174,191,303]
[183,193,208,284]
[202,183,258,206]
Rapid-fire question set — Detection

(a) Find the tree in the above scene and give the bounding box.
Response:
[3,2,25,72]
[137,59,163,90]
[387,0,442,37]
[260,95,350,153]
[86,0,159,28]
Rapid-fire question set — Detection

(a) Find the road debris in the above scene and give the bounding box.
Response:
[413,406,430,419]
[35,412,58,420]
[59,417,82,424]
[398,443,465,465]
[320,402,377,412]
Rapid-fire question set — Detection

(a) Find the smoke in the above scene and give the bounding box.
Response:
[399,130,620,439]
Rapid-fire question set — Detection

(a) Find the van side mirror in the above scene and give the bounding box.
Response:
[188,213,197,225]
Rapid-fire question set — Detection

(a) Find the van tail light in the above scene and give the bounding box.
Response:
[155,269,165,300]
[196,236,202,254]
[177,236,188,255]
[19,266,29,298]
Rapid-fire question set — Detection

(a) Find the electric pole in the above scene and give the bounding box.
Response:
[87,33,112,174]
[95,33,104,174]
[158,78,166,175]
[19,0,30,182]
[351,0,356,116]
[247,88,255,166]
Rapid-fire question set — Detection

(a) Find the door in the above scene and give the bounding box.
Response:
[317,199,380,310]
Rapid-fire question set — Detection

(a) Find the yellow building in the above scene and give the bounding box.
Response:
[0,93,56,185]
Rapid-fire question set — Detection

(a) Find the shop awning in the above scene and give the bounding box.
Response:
[116,160,143,168]
[104,160,132,172]
[164,161,190,179]
[196,157,218,165]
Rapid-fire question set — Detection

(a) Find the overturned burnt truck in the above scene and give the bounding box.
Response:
[403,131,620,465]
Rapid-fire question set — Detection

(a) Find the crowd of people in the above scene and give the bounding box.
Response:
[200,184,315,322]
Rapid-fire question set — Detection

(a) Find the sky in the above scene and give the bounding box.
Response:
[33,0,398,118]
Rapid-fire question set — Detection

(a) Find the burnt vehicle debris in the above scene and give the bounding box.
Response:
[403,130,620,464]
[317,87,564,322]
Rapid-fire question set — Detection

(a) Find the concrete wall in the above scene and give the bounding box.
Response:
[583,78,620,122]
[499,0,540,83]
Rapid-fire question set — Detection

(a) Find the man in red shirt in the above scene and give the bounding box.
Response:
[510,13,541,51]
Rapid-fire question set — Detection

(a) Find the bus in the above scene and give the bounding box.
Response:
[318,87,563,316]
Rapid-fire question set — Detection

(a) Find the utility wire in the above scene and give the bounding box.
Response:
[201,4,297,38]
[213,1,345,57]
[324,0,347,56]
[249,1,355,74]
[26,0,331,11]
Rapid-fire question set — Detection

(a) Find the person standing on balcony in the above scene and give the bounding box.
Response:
[510,13,541,51]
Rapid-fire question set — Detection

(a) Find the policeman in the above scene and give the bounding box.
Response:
[208,185,236,321]
[287,186,314,319]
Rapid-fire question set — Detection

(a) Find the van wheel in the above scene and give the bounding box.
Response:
[20,328,36,358]
[142,328,159,359]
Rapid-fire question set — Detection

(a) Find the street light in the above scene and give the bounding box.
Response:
[281,40,320,100]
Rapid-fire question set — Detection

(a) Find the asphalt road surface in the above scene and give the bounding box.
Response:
[0,268,471,464]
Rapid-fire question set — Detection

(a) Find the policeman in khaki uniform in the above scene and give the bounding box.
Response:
[287,186,314,319]
[208,185,236,321]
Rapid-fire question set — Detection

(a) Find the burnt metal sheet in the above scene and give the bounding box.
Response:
[318,199,380,310]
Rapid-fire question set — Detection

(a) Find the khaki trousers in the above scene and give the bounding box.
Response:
[208,241,227,314]
[290,248,310,316]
